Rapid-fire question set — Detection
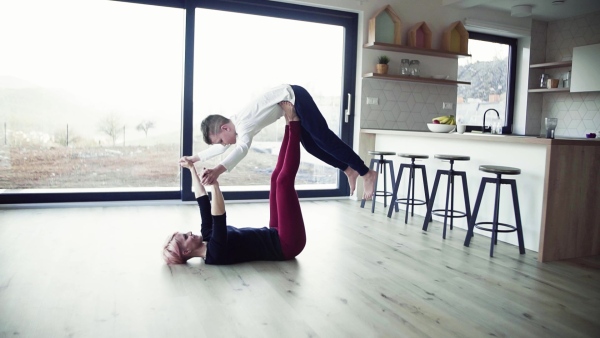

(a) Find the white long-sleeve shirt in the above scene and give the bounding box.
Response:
[197,84,296,171]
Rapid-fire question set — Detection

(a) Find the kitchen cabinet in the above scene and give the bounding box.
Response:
[528,61,571,93]
[363,42,471,85]
[571,43,600,93]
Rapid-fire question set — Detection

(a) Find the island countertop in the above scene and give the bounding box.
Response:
[361,129,600,146]
[359,129,600,262]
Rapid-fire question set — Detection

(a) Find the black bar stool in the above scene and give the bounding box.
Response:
[422,154,471,239]
[464,165,525,257]
[387,154,430,223]
[361,151,396,213]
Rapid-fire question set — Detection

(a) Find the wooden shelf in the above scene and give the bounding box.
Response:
[364,42,471,59]
[363,73,470,85]
[530,61,572,69]
[528,87,570,93]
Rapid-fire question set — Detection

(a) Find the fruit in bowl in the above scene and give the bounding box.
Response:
[586,133,596,138]
[429,115,456,132]
[427,123,456,133]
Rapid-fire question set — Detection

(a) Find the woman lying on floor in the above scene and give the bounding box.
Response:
[163,109,306,265]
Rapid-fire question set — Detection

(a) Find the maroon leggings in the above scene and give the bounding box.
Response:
[269,121,306,259]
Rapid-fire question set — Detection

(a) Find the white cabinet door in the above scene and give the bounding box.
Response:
[571,43,600,93]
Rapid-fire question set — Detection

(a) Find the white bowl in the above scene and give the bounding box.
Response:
[427,123,456,133]
[432,75,449,80]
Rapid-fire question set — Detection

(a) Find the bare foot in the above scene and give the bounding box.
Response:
[362,169,378,200]
[279,101,299,122]
[344,167,359,196]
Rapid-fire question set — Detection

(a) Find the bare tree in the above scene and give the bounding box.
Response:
[136,120,155,138]
[98,114,122,146]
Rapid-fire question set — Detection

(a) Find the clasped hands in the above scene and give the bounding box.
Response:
[178,156,217,185]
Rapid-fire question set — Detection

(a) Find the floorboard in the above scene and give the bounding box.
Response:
[0,199,599,338]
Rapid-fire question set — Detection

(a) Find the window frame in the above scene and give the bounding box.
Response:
[181,0,358,201]
[461,32,517,134]
[0,0,359,204]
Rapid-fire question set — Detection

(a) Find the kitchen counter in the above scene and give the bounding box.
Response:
[359,129,600,262]
[361,128,600,145]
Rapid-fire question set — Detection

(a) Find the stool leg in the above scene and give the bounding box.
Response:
[442,172,452,239]
[509,180,526,255]
[387,164,406,218]
[423,170,443,231]
[490,175,502,257]
[449,172,456,231]
[381,158,388,208]
[404,164,415,224]
[381,159,394,208]
[361,158,376,209]
[388,160,397,211]
[371,160,381,213]
[464,178,488,247]
[459,172,472,227]
[409,164,417,217]
[419,165,432,223]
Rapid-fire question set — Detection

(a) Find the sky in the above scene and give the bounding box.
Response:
[0,0,345,134]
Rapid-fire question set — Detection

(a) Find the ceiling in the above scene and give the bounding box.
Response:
[443,0,600,21]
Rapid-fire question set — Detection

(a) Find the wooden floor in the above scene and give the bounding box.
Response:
[1,199,599,338]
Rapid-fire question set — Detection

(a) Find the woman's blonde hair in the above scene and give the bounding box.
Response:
[163,232,187,265]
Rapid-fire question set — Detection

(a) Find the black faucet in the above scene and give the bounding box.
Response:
[483,109,500,133]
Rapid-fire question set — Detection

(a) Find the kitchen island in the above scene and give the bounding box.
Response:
[359,129,600,262]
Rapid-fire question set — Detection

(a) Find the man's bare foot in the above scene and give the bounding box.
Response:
[279,101,299,122]
[344,167,359,196]
[362,169,378,200]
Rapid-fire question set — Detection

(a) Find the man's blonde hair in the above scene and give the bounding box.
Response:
[201,115,231,145]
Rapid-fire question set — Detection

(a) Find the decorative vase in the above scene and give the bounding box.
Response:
[376,64,389,74]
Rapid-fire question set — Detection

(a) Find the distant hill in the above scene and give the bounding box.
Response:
[0,77,107,136]
[0,76,180,145]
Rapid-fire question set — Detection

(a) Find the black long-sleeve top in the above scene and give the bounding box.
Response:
[197,196,284,265]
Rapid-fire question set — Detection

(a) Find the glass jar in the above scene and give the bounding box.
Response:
[409,60,420,76]
[400,59,410,75]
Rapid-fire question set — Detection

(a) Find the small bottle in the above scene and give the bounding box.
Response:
[409,60,420,77]
[540,73,549,88]
[400,59,410,75]
[563,71,571,88]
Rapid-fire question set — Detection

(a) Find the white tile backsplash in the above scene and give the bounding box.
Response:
[361,79,457,131]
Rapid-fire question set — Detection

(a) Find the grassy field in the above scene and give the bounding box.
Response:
[0,144,336,189]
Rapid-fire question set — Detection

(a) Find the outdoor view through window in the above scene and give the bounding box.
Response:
[456,38,510,128]
[0,0,184,192]
[1,2,346,194]
[192,9,344,191]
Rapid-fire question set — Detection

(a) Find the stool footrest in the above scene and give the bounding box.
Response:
[474,221,517,233]
[432,209,467,219]
[375,191,393,197]
[395,198,427,206]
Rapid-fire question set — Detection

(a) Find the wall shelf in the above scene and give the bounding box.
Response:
[364,72,470,85]
[364,42,470,59]
[528,87,570,93]
[530,61,572,69]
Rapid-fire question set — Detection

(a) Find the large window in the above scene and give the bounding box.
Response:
[0,0,358,203]
[456,33,517,134]
[193,9,343,192]
[0,0,184,202]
